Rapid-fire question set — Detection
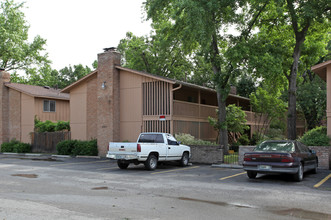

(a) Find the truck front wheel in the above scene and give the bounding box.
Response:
[179,152,189,167]
[117,160,129,169]
[145,154,158,170]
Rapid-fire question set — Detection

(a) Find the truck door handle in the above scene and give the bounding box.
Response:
[168,147,171,149]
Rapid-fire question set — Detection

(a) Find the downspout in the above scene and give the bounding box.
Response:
[172,84,182,92]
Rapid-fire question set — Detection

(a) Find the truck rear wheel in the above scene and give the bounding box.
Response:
[145,154,158,170]
[117,160,129,169]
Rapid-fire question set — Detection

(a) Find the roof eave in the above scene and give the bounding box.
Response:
[5,83,69,100]
[61,70,97,93]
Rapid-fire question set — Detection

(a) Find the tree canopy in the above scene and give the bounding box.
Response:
[0,0,49,71]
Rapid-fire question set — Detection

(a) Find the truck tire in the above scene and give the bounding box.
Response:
[145,154,158,170]
[117,160,129,169]
[179,152,189,167]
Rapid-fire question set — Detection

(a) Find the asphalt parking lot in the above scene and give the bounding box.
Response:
[1,154,330,190]
[1,154,331,219]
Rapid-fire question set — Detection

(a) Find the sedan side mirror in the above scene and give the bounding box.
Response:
[310,149,316,154]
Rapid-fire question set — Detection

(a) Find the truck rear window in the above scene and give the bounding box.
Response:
[138,134,164,143]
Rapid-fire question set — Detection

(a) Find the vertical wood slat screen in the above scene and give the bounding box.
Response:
[143,120,171,133]
[143,81,171,116]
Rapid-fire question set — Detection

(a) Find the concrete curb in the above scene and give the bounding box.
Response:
[2,152,44,156]
[0,152,101,159]
[51,155,72,158]
[211,164,243,169]
[76,155,101,159]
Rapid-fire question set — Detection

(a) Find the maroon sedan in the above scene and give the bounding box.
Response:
[243,140,318,181]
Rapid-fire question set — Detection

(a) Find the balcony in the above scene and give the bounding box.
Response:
[173,100,263,125]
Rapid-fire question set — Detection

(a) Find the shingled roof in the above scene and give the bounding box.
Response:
[5,83,70,100]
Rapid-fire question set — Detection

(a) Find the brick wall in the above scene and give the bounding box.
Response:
[87,75,97,140]
[309,146,331,170]
[189,145,223,164]
[239,145,331,170]
[97,50,121,156]
[8,89,21,141]
[0,70,10,145]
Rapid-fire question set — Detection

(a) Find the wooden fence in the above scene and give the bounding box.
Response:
[31,131,71,153]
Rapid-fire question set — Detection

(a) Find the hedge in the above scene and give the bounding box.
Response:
[1,139,31,153]
[56,139,98,156]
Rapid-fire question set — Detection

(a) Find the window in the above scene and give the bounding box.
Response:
[138,134,164,143]
[166,134,179,145]
[254,141,295,152]
[43,100,56,112]
[297,142,309,153]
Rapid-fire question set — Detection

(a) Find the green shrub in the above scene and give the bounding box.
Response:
[266,128,286,140]
[231,135,250,152]
[237,134,250,145]
[1,139,31,153]
[14,142,31,153]
[299,126,330,146]
[55,121,70,131]
[56,140,77,155]
[35,117,70,132]
[249,133,267,145]
[72,140,98,156]
[56,139,98,156]
[175,133,217,146]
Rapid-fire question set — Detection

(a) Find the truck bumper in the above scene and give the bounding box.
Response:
[106,152,139,160]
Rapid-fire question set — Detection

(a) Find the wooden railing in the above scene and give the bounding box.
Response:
[173,100,264,125]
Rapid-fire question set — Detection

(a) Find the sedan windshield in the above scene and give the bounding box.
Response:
[254,142,295,152]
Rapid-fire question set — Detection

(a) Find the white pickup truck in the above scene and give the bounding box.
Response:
[106,132,191,170]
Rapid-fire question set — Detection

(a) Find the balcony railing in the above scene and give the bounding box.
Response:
[173,100,264,125]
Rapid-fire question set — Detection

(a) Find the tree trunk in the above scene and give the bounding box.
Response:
[287,32,306,140]
[287,57,298,140]
[217,91,229,153]
[286,0,310,140]
[210,32,230,154]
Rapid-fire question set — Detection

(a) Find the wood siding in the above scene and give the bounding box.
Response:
[34,98,69,122]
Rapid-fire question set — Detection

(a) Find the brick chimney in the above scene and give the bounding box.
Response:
[96,48,121,156]
[0,69,10,145]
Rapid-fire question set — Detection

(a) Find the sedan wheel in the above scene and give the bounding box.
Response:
[247,171,257,179]
[294,163,303,182]
[311,160,318,174]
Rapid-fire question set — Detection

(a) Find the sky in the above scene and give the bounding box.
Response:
[22,0,152,70]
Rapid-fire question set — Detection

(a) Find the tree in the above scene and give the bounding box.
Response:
[235,74,258,98]
[241,0,330,139]
[297,73,326,130]
[208,104,249,145]
[0,0,49,71]
[118,28,193,81]
[145,0,266,153]
[249,87,287,142]
[11,63,93,89]
[58,64,92,88]
[284,0,330,139]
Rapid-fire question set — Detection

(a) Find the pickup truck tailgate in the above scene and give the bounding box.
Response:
[107,142,139,160]
[108,142,138,153]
